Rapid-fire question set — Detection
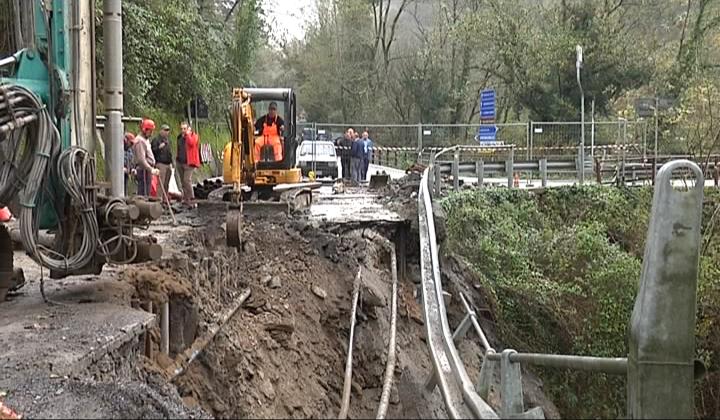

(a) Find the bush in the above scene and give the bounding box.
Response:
[442,185,720,418]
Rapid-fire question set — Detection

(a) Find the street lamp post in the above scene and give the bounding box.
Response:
[576,45,585,185]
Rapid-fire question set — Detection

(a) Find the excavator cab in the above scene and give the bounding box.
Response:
[246,88,301,185]
[223,88,302,188]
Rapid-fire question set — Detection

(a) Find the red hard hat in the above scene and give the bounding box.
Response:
[141,119,156,132]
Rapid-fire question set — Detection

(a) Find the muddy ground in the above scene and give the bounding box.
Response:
[1,175,556,419]
[4,179,446,419]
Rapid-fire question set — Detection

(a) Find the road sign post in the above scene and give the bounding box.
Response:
[477,89,502,145]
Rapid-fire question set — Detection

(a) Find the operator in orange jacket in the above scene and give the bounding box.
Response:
[254,102,284,162]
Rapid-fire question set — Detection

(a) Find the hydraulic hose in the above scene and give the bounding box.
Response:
[0,83,100,272]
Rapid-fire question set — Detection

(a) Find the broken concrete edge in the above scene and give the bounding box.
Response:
[169,288,251,381]
[51,311,157,377]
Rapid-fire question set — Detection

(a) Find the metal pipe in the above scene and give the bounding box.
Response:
[130,198,163,220]
[591,100,595,160]
[576,45,585,185]
[458,293,492,352]
[170,289,251,380]
[71,0,96,153]
[143,301,153,358]
[161,301,170,355]
[103,0,124,197]
[654,96,659,179]
[134,241,162,262]
[376,242,398,419]
[485,352,628,375]
[338,269,362,420]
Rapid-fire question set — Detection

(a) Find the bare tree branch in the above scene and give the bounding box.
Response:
[225,0,245,23]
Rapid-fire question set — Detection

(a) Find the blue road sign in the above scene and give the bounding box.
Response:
[475,125,498,142]
[479,89,496,121]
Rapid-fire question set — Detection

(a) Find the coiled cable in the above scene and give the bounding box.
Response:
[0,83,101,272]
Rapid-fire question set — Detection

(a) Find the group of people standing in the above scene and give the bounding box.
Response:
[335,127,373,182]
[123,119,201,209]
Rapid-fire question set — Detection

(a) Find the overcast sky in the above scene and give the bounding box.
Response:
[263,0,317,41]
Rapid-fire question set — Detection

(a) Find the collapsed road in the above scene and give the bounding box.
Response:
[0,177,452,419]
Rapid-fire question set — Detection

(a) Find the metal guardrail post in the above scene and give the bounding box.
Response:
[417,123,423,157]
[501,350,523,417]
[500,350,545,419]
[575,149,582,185]
[627,160,704,419]
[452,152,460,192]
[477,349,498,400]
[540,158,548,187]
[507,149,514,188]
[434,164,442,197]
[529,121,534,160]
[476,160,484,187]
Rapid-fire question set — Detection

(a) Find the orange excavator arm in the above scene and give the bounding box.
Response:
[224,88,257,187]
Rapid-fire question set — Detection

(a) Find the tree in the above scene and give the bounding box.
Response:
[94,0,265,118]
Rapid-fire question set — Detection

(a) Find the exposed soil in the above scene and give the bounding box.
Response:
[156,214,445,419]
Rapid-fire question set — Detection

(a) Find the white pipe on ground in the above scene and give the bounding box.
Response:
[338,269,362,420]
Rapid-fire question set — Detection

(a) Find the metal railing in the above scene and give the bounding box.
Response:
[418,148,498,419]
[426,145,720,193]
[418,156,705,418]
[298,120,649,164]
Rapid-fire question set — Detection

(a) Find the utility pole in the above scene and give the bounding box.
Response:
[576,45,585,185]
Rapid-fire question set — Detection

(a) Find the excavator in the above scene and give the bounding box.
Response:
[222,88,318,247]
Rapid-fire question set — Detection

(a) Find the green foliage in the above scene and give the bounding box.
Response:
[95,0,263,119]
[444,185,720,418]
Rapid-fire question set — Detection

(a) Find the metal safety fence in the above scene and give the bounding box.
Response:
[297,120,650,172]
[419,149,705,418]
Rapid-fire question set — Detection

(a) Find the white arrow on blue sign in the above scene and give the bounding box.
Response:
[475,125,498,142]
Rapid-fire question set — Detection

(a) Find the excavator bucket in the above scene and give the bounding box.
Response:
[369,172,390,190]
[224,185,315,247]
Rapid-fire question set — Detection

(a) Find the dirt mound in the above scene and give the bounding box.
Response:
[122,266,193,303]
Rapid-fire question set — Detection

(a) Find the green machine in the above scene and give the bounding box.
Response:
[0,0,162,298]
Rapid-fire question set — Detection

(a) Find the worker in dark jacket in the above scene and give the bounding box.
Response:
[350,134,365,183]
[151,124,173,201]
[124,132,136,195]
[335,128,354,179]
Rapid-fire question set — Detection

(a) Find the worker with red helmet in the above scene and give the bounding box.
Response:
[133,119,160,196]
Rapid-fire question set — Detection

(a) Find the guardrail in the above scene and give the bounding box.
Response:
[427,146,720,194]
[418,160,498,419]
[418,156,705,418]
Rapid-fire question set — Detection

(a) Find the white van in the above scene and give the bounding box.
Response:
[295,140,342,179]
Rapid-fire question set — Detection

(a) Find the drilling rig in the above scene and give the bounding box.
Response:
[0,1,162,301]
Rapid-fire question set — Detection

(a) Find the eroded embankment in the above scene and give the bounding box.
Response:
[126,193,447,419]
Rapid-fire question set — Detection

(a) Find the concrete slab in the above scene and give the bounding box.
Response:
[309,186,405,224]
[0,253,155,389]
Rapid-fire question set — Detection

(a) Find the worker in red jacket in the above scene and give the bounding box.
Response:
[175,121,201,209]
